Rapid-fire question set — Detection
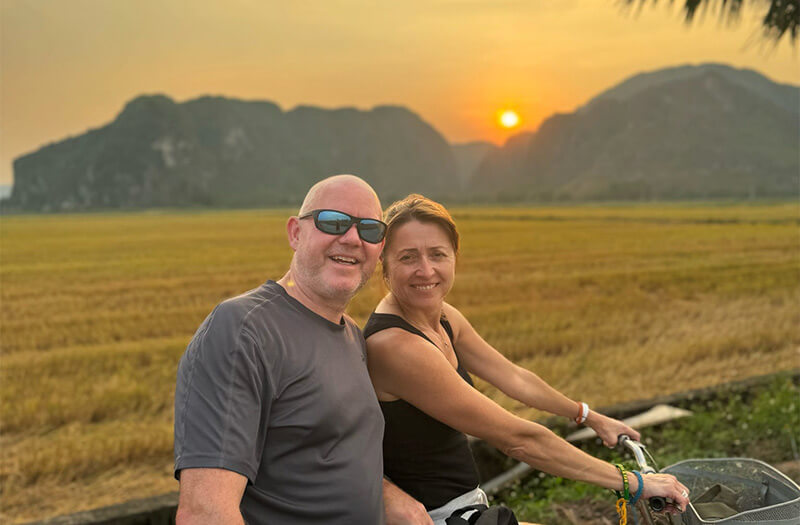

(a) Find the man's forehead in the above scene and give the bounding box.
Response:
[309,183,381,217]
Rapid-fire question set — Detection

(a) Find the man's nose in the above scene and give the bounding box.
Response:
[337,223,362,245]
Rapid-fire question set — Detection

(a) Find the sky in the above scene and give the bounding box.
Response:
[1,0,798,186]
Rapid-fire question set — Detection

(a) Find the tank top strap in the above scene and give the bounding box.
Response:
[363,312,455,347]
[363,312,467,376]
[364,313,431,343]
[364,312,454,349]
[440,316,455,343]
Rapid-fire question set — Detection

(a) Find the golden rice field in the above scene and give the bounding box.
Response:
[1,203,798,523]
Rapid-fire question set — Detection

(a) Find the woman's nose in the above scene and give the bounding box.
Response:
[416,257,434,276]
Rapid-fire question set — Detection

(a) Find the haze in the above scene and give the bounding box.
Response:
[1,0,798,186]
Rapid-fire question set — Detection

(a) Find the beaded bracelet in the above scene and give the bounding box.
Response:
[612,464,630,525]
[613,463,630,501]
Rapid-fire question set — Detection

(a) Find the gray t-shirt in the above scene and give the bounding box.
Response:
[174,280,385,524]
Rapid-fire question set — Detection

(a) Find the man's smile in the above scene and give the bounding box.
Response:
[329,254,359,265]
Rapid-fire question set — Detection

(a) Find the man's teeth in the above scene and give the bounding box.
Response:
[331,255,358,264]
[413,284,437,290]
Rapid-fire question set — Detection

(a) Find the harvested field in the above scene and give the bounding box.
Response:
[1,203,798,522]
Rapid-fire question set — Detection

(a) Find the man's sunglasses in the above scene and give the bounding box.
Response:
[298,209,387,244]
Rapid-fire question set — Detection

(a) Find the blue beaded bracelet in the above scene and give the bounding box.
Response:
[629,470,644,505]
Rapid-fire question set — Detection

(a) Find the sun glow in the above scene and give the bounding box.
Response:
[499,110,520,129]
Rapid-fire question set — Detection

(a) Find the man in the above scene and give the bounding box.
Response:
[174,174,387,524]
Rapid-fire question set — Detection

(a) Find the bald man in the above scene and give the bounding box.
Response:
[174,175,387,524]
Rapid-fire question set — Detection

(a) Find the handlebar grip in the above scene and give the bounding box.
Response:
[649,496,667,512]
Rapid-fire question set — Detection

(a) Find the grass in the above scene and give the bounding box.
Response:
[1,202,798,523]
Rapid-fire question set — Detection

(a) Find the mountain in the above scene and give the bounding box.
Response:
[9,95,459,211]
[451,141,498,189]
[584,63,799,116]
[472,64,799,201]
[9,63,799,211]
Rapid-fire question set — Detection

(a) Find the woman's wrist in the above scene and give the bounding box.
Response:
[612,464,641,500]
[583,407,600,428]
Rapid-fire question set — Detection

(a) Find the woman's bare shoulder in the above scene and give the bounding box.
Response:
[366,325,430,363]
[441,302,470,336]
[441,301,463,318]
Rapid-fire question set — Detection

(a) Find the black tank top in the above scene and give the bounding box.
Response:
[363,312,481,510]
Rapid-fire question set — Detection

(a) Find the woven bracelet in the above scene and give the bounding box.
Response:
[629,470,644,505]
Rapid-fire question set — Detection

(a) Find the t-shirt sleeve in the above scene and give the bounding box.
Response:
[174,305,275,483]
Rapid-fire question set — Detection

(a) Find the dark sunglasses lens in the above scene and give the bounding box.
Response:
[316,210,353,234]
[357,220,386,244]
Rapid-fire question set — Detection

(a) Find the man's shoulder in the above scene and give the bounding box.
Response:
[212,281,285,323]
[189,282,290,346]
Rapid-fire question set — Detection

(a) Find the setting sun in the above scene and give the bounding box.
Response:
[499,110,520,129]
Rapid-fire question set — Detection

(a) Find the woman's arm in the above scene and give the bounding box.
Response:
[366,330,689,508]
[443,303,640,446]
[383,479,434,525]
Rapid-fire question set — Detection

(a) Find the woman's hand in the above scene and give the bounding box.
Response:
[383,479,434,525]
[585,411,640,447]
[637,472,691,514]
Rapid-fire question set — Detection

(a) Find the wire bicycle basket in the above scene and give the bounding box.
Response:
[661,458,800,524]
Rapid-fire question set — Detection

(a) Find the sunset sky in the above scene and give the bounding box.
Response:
[1,0,798,186]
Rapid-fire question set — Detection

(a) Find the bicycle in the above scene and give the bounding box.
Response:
[618,434,800,524]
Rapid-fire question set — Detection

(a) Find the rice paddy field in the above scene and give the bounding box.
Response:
[1,202,798,523]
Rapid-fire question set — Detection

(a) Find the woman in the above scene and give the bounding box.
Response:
[365,194,689,525]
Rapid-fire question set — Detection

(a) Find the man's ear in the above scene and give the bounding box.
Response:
[287,217,301,251]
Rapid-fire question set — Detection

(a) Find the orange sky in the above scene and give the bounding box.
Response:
[1,0,798,185]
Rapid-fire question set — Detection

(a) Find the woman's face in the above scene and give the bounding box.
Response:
[383,219,456,311]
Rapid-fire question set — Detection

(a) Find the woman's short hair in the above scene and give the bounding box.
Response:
[383,193,460,257]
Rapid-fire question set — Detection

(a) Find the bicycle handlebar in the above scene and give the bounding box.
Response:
[617,434,667,513]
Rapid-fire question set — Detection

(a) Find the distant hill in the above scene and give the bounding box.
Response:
[8,63,799,211]
[451,141,498,189]
[472,64,799,201]
[9,96,459,211]
[584,63,798,116]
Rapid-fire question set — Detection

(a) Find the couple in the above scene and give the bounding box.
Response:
[173,175,689,524]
